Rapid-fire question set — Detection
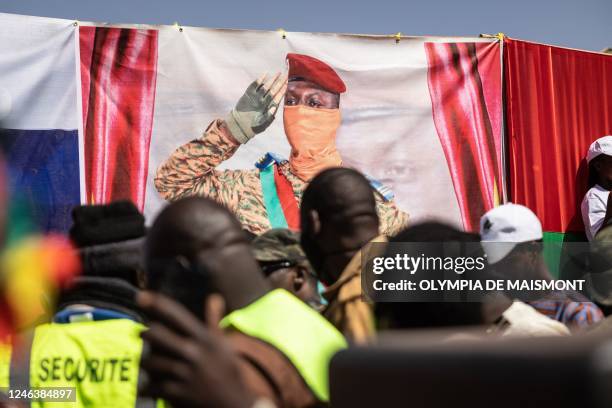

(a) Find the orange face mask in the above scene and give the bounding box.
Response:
[283,105,342,181]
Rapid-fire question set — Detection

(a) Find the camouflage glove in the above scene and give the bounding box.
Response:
[226,72,287,144]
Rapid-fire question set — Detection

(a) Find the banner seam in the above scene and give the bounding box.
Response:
[73,22,87,205]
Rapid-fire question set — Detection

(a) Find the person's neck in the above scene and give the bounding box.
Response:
[323,252,357,283]
[229,287,271,312]
[482,293,513,324]
[535,262,553,281]
[597,179,612,190]
[57,276,143,321]
[322,230,378,284]
[357,230,379,253]
[221,269,272,313]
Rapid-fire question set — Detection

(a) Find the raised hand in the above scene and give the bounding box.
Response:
[225,72,288,144]
[138,292,254,408]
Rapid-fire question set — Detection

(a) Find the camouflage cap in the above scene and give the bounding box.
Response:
[252,228,307,264]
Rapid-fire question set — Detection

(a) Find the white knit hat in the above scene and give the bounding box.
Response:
[587,136,612,163]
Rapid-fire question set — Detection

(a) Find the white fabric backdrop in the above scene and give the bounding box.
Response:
[145,25,496,226]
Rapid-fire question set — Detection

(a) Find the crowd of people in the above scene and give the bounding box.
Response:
[1,160,612,407]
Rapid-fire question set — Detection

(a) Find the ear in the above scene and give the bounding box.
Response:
[292,268,306,292]
[309,209,321,235]
[528,247,542,268]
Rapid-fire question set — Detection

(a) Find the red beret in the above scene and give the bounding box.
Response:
[286,53,346,94]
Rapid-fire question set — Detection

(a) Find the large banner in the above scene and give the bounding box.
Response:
[1,13,503,234]
[505,38,612,238]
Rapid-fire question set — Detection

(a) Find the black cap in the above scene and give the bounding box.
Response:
[69,200,145,248]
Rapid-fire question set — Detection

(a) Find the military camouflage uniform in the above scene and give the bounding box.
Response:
[155,119,409,236]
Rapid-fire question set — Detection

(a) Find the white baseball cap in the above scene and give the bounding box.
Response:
[480,203,543,264]
[587,136,612,163]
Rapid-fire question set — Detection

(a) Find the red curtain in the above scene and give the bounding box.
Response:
[425,42,502,231]
[79,27,158,211]
[505,38,612,233]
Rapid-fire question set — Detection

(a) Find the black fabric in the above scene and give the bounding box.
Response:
[57,276,144,323]
[69,201,145,248]
[79,238,144,287]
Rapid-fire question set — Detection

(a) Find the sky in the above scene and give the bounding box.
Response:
[1,0,610,52]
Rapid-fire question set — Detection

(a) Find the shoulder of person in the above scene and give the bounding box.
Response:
[583,185,609,206]
[504,301,570,336]
[586,185,610,198]
[253,158,396,203]
[255,152,287,169]
[364,174,394,202]
[227,331,317,407]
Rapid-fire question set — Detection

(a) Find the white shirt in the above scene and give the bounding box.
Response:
[581,184,610,241]
[500,301,570,338]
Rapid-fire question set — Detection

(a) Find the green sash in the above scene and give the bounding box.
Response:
[259,165,288,228]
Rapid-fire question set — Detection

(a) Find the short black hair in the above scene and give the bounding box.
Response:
[301,167,377,224]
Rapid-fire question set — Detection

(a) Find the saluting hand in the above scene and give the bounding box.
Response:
[225,72,288,144]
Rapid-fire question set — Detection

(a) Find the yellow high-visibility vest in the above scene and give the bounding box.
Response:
[221,289,348,402]
[0,341,11,388]
[0,318,156,407]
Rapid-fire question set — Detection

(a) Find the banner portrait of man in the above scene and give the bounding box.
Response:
[154,53,409,235]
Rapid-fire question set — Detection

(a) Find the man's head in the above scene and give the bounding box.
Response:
[376,222,488,329]
[285,80,339,109]
[300,167,380,286]
[252,228,322,309]
[145,197,269,319]
[587,136,612,189]
[480,203,549,282]
[283,54,346,181]
[69,200,146,288]
[284,53,345,110]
